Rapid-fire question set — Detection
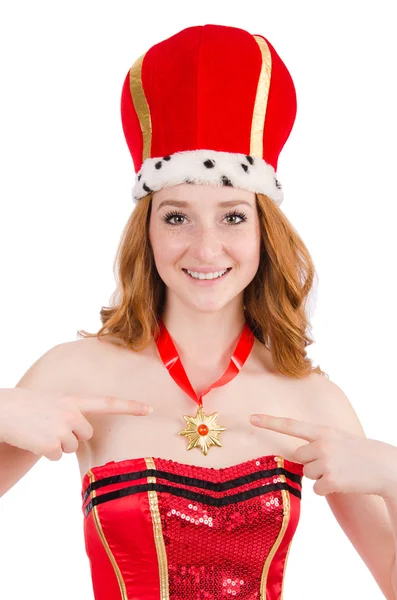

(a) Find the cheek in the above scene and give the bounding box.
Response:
[149,222,183,268]
[148,221,162,267]
[233,227,261,265]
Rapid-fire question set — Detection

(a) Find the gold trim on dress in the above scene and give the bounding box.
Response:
[129,53,152,161]
[87,470,128,600]
[259,456,291,598]
[280,539,293,600]
[250,36,272,158]
[145,457,170,599]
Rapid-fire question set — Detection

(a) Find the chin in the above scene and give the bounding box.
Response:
[178,289,244,314]
[188,300,230,313]
[162,271,254,312]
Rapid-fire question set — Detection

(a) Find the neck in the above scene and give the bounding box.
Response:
[161,297,246,367]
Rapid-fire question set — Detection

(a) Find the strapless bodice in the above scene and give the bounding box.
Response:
[81,454,304,600]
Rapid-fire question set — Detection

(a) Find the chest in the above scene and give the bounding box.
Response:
[76,343,314,480]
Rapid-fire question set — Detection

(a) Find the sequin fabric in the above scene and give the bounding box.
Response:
[81,455,303,600]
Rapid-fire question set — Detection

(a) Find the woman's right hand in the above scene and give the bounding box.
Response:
[0,388,153,461]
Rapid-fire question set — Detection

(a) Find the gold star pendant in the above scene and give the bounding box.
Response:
[179,404,227,455]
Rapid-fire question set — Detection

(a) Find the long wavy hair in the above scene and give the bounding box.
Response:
[77,192,328,379]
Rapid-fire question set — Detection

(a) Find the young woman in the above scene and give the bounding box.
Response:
[1,23,397,600]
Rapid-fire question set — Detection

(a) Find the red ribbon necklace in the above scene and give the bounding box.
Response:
[155,318,255,455]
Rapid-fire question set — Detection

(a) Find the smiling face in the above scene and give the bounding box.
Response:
[149,183,261,313]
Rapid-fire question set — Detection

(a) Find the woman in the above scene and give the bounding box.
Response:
[1,23,397,600]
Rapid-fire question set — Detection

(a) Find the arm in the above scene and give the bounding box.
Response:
[308,375,396,599]
[0,342,74,496]
[381,476,397,596]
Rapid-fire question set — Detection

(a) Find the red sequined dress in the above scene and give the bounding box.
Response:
[81,453,303,599]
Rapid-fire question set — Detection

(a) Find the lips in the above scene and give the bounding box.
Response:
[182,267,232,274]
[182,267,232,281]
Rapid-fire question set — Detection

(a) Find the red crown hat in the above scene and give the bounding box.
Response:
[120,24,297,206]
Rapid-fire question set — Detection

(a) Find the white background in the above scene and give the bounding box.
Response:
[1,1,396,598]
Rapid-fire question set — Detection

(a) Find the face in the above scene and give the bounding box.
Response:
[149,183,261,313]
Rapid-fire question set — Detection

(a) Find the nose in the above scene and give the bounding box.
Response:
[189,225,223,262]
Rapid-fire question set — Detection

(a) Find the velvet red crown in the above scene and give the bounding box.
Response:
[120,24,297,206]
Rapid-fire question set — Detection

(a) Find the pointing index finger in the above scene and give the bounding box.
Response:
[70,395,153,415]
[249,414,321,442]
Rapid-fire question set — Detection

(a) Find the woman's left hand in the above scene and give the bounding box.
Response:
[249,413,397,498]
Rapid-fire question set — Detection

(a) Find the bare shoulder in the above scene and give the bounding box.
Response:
[14,336,125,393]
[17,334,157,398]
[303,371,350,408]
[302,372,366,436]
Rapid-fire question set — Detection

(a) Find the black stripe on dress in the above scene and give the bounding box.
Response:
[83,466,302,504]
[84,474,302,518]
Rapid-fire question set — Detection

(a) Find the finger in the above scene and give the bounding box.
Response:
[71,416,94,442]
[293,441,320,464]
[249,414,325,442]
[43,443,63,462]
[68,395,153,416]
[61,431,79,454]
[301,458,325,481]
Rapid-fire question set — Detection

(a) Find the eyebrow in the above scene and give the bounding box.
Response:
[156,199,253,211]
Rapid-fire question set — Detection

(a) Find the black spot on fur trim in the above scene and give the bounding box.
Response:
[163,155,171,161]
[246,155,254,165]
[203,159,216,168]
[274,178,282,189]
[221,175,233,186]
[137,174,141,181]
[155,161,162,169]
[185,178,195,184]
[143,182,153,193]
[241,163,249,173]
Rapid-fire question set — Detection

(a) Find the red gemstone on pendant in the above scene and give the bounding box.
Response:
[197,424,209,436]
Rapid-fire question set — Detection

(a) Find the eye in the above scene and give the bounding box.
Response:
[223,210,247,225]
[161,209,248,226]
[162,210,187,226]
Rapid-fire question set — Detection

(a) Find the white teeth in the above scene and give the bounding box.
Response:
[186,269,228,280]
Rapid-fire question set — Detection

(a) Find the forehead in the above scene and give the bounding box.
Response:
[152,183,256,208]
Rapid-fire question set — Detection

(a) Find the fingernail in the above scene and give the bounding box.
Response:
[250,415,260,424]
[146,406,154,413]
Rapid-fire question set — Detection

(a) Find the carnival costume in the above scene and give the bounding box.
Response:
[82,24,304,599]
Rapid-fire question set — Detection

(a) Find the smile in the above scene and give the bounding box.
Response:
[182,268,232,282]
